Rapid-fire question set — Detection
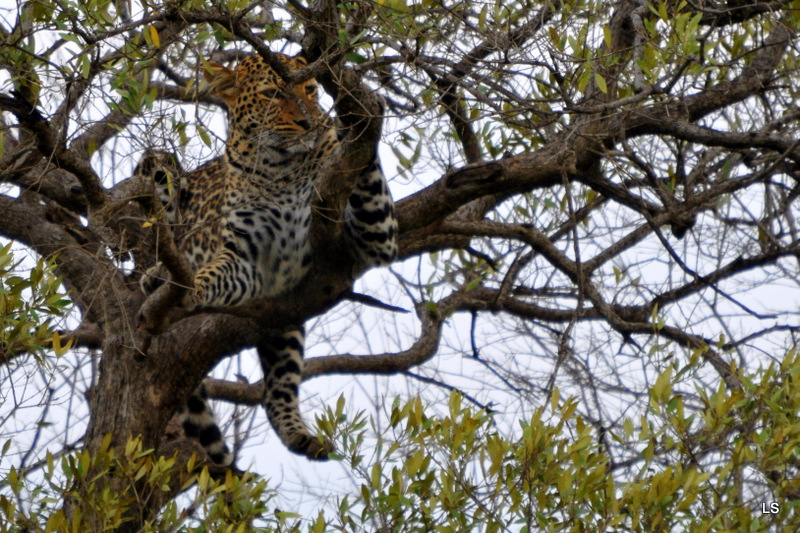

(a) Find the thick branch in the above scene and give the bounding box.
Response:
[0,195,130,322]
[304,302,444,378]
[0,93,107,208]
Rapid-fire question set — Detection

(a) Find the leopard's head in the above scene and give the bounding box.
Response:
[205,53,328,155]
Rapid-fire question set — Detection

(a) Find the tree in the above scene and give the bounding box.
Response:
[1,0,799,530]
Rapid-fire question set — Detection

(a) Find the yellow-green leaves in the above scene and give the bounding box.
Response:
[351,351,800,531]
[650,365,674,405]
[4,357,800,531]
[143,25,160,48]
[0,245,71,362]
[594,71,608,94]
[49,330,72,358]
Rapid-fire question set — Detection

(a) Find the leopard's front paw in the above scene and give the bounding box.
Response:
[138,281,173,333]
[140,262,168,295]
[139,274,201,333]
[181,285,206,310]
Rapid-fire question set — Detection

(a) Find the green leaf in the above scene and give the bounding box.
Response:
[595,71,608,94]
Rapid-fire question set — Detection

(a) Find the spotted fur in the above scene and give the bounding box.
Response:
[180,382,233,465]
[139,53,397,464]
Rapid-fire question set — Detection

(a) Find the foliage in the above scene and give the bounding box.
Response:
[0,434,275,533]
[1,348,799,531]
[0,244,71,363]
[332,354,800,532]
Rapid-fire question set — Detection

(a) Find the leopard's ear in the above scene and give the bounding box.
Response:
[203,60,239,103]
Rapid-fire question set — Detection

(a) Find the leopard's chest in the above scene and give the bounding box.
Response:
[180,165,317,297]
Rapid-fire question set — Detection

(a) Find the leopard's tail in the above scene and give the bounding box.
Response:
[179,382,234,466]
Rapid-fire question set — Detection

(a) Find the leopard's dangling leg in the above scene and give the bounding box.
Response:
[257,328,333,460]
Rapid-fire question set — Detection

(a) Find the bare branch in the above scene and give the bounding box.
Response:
[304,301,444,379]
[0,93,107,208]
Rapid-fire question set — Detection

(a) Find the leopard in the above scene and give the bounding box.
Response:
[137,53,397,465]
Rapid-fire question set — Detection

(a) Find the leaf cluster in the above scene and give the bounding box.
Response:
[0,244,71,364]
[3,347,799,531]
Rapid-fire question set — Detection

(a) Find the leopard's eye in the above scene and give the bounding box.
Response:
[305,84,317,96]
[261,88,282,99]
